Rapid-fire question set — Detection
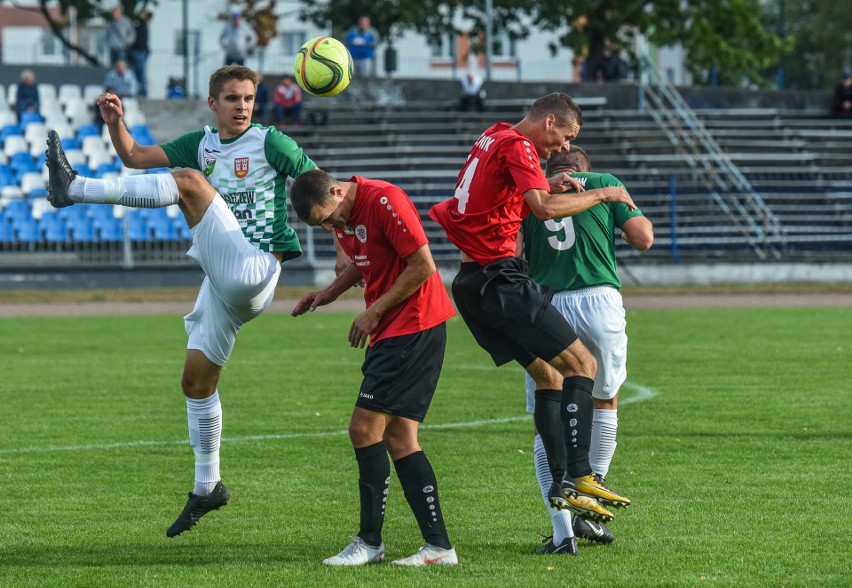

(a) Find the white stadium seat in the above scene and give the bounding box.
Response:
[58,84,83,104]
[3,135,28,157]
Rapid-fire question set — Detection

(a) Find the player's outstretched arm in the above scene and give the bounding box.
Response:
[621,216,654,251]
[291,263,364,317]
[525,186,636,220]
[97,92,170,170]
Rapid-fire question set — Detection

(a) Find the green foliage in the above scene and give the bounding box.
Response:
[0,307,850,585]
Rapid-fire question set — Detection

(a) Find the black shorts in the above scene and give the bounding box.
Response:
[357,323,447,422]
[451,257,578,367]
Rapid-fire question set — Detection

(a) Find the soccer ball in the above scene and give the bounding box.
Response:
[294,36,353,97]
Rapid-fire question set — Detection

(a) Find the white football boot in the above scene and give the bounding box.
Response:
[392,544,458,566]
[322,536,385,566]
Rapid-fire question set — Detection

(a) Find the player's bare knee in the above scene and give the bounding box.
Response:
[172,169,211,201]
[180,373,218,399]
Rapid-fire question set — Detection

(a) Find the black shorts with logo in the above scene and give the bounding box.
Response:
[451,257,578,367]
[357,322,447,422]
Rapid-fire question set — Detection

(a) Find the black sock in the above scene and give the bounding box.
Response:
[563,375,595,478]
[394,451,452,550]
[354,441,390,547]
[534,389,566,483]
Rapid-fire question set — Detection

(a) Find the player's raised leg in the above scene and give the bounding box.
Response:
[45,130,214,227]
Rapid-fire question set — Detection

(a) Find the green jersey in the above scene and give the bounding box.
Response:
[161,123,315,260]
[521,172,644,291]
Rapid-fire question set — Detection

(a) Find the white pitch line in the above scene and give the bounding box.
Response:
[0,383,657,455]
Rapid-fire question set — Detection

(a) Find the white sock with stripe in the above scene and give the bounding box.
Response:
[590,408,618,478]
[186,391,222,496]
[68,173,179,207]
[534,434,573,543]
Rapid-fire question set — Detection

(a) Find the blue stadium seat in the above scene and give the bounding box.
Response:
[94,162,119,177]
[76,123,100,140]
[71,220,96,242]
[26,187,48,201]
[1,124,23,141]
[4,199,32,221]
[60,137,80,151]
[97,217,123,242]
[0,221,14,242]
[126,212,149,241]
[43,223,68,243]
[14,219,40,242]
[19,112,44,126]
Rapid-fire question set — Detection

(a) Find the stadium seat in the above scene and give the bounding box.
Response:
[3,135,28,157]
[30,197,53,220]
[0,185,25,202]
[97,217,123,241]
[19,111,44,126]
[60,137,80,151]
[83,84,103,104]
[24,122,46,145]
[71,222,96,242]
[0,221,14,242]
[37,83,57,104]
[14,219,40,243]
[127,212,149,241]
[27,187,48,201]
[77,123,101,140]
[0,111,17,128]
[58,84,83,104]
[19,172,46,197]
[6,84,17,106]
[81,135,106,157]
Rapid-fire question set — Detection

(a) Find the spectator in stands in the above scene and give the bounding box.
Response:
[274,75,303,126]
[104,59,139,98]
[129,10,152,98]
[167,77,186,99]
[254,73,270,125]
[15,69,40,123]
[345,16,379,77]
[220,11,257,66]
[459,70,485,112]
[831,69,852,118]
[106,5,136,65]
[591,43,626,84]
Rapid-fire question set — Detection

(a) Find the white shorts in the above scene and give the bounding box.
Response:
[525,286,627,412]
[183,197,281,366]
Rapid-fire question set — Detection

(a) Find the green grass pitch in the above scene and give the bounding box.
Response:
[1,306,849,586]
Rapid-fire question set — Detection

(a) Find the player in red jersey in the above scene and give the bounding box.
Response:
[290,169,458,567]
[430,93,636,550]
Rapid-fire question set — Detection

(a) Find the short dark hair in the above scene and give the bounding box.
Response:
[290,169,337,223]
[546,146,591,176]
[528,93,583,128]
[209,65,259,99]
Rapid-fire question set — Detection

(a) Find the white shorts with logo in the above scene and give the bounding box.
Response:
[183,196,281,366]
[525,286,627,412]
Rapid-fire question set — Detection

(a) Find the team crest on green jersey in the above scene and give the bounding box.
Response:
[203,157,217,176]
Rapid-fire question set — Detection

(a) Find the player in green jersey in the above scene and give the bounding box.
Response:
[44,65,316,538]
[518,147,653,553]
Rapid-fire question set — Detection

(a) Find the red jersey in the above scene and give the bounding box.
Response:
[429,123,550,264]
[334,177,455,344]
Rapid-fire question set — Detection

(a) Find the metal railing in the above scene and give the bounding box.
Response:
[638,55,788,259]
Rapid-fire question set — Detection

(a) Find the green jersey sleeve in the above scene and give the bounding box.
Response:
[264,128,316,178]
[160,130,206,170]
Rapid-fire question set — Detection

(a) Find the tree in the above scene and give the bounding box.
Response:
[298,0,787,87]
[33,0,154,67]
[770,0,852,90]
